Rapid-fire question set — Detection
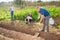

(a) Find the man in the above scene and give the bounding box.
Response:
[34,7,50,37]
[10,6,14,21]
[37,7,50,32]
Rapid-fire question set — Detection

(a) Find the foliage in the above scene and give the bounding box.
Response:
[0,6,60,21]
[15,0,25,8]
[0,8,10,21]
[14,7,39,20]
[45,6,60,17]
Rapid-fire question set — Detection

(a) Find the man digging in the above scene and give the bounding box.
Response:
[34,7,50,37]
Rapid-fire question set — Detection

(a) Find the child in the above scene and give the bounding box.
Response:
[25,13,33,24]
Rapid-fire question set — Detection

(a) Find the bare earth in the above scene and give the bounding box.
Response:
[0,21,60,40]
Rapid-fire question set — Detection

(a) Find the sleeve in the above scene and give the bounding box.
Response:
[40,9,44,15]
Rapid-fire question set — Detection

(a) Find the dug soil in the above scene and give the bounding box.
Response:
[0,21,60,40]
[53,17,60,25]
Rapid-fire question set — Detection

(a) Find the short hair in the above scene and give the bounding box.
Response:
[36,6,40,9]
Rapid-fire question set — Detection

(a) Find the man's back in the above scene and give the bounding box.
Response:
[40,8,50,17]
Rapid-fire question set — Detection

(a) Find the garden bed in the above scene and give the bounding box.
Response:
[0,21,60,40]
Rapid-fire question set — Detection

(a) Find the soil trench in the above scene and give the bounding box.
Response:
[0,35,18,40]
[0,27,44,40]
[0,21,60,40]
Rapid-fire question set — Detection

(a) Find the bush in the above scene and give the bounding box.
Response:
[14,7,39,21]
[46,6,60,17]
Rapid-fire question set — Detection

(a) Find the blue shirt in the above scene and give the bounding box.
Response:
[40,8,50,17]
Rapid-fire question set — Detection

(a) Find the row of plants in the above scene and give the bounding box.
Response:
[0,6,60,21]
[0,8,10,20]
[46,6,60,17]
[14,7,38,21]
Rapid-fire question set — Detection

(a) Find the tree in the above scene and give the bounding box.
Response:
[38,0,42,2]
[15,0,25,8]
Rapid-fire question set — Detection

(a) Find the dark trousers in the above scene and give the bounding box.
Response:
[11,11,14,21]
[42,16,49,32]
